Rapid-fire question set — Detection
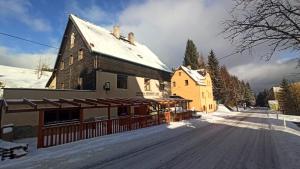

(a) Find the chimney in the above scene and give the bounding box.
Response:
[112,25,120,39]
[128,32,135,45]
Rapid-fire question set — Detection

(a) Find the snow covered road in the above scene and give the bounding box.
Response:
[2,110,300,169]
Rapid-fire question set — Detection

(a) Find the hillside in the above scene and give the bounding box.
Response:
[0,65,52,97]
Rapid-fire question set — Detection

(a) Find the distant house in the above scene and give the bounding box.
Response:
[171,66,216,112]
[45,14,171,98]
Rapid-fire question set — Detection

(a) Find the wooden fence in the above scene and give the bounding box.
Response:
[173,111,193,121]
[39,111,192,148]
[40,114,162,148]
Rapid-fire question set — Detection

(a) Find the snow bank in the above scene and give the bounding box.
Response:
[217,104,231,113]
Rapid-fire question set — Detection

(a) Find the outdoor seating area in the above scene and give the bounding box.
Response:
[0,97,192,149]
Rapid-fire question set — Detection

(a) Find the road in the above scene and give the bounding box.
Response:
[2,111,300,169]
[83,114,280,169]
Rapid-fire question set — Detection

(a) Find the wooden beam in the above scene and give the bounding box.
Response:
[74,99,98,106]
[95,99,112,106]
[97,98,126,106]
[23,98,37,109]
[59,98,81,107]
[43,98,62,108]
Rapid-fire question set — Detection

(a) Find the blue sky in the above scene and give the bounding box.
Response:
[0,0,141,53]
[0,0,299,91]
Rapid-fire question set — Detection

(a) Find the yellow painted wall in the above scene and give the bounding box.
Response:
[171,68,216,112]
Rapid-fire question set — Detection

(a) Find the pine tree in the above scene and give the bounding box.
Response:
[256,90,269,107]
[278,78,297,115]
[183,39,200,70]
[244,82,255,106]
[207,50,224,102]
[220,66,233,105]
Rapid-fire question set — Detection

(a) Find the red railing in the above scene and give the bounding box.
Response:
[41,114,164,148]
[173,111,193,121]
[40,112,191,148]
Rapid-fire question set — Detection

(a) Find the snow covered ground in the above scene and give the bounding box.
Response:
[0,65,51,97]
[1,109,300,169]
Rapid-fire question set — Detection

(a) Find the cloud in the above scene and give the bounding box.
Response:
[66,1,111,24]
[0,46,56,69]
[0,0,51,32]
[114,0,300,91]
[229,59,299,92]
[115,0,233,67]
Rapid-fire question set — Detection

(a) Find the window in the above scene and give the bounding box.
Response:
[60,61,64,70]
[117,74,127,89]
[118,107,129,116]
[173,81,176,87]
[78,49,83,60]
[144,78,151,91]
[69,55,73,65]
[159,82,165,91]
[44,109,80,125]
[78,77,83,89]
[61,83,64,89]
[70,33,75,48]
[94,56,98,68]
[179,72,181,76]
[185,80,189,86]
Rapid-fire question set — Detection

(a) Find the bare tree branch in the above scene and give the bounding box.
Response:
[223,0,300,59]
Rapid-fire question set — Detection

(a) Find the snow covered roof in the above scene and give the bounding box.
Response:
[70,14,170,72]
[180,66,206,85]
[0,65,51,97]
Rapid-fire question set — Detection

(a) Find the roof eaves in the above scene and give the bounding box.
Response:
[92,50,172,73]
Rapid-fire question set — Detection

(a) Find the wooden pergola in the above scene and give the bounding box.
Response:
[0,97,192,148]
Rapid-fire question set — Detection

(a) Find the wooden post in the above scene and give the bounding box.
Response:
[157,104,160,125]
[37,110,44,148]
[128,106,132,130]
[79,109,83,140]
[107,106,111,120]
[107,106,112,134]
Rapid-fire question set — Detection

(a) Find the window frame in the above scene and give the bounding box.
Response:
[69,55,73,65]
[117,74,128,89]
[60,61,64,70]
[185,80,189,86]
[78,49,84,61]
[70,33,75,49]
[159,82,165,91]
[144,78,151,91]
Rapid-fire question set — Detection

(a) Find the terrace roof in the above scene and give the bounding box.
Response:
[0,98,192,113]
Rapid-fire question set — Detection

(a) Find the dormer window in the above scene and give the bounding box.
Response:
[70,32,75,48]
[78,49,83,60]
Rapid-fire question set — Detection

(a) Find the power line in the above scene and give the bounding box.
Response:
[0,32,58,49]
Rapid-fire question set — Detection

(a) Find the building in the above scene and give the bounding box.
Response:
[45,14,171,99]
[171,66,216,112]
[1,14,173,139]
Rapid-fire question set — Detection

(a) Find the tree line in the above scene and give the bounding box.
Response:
[182,39,256,107]
[278,79,300,115]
